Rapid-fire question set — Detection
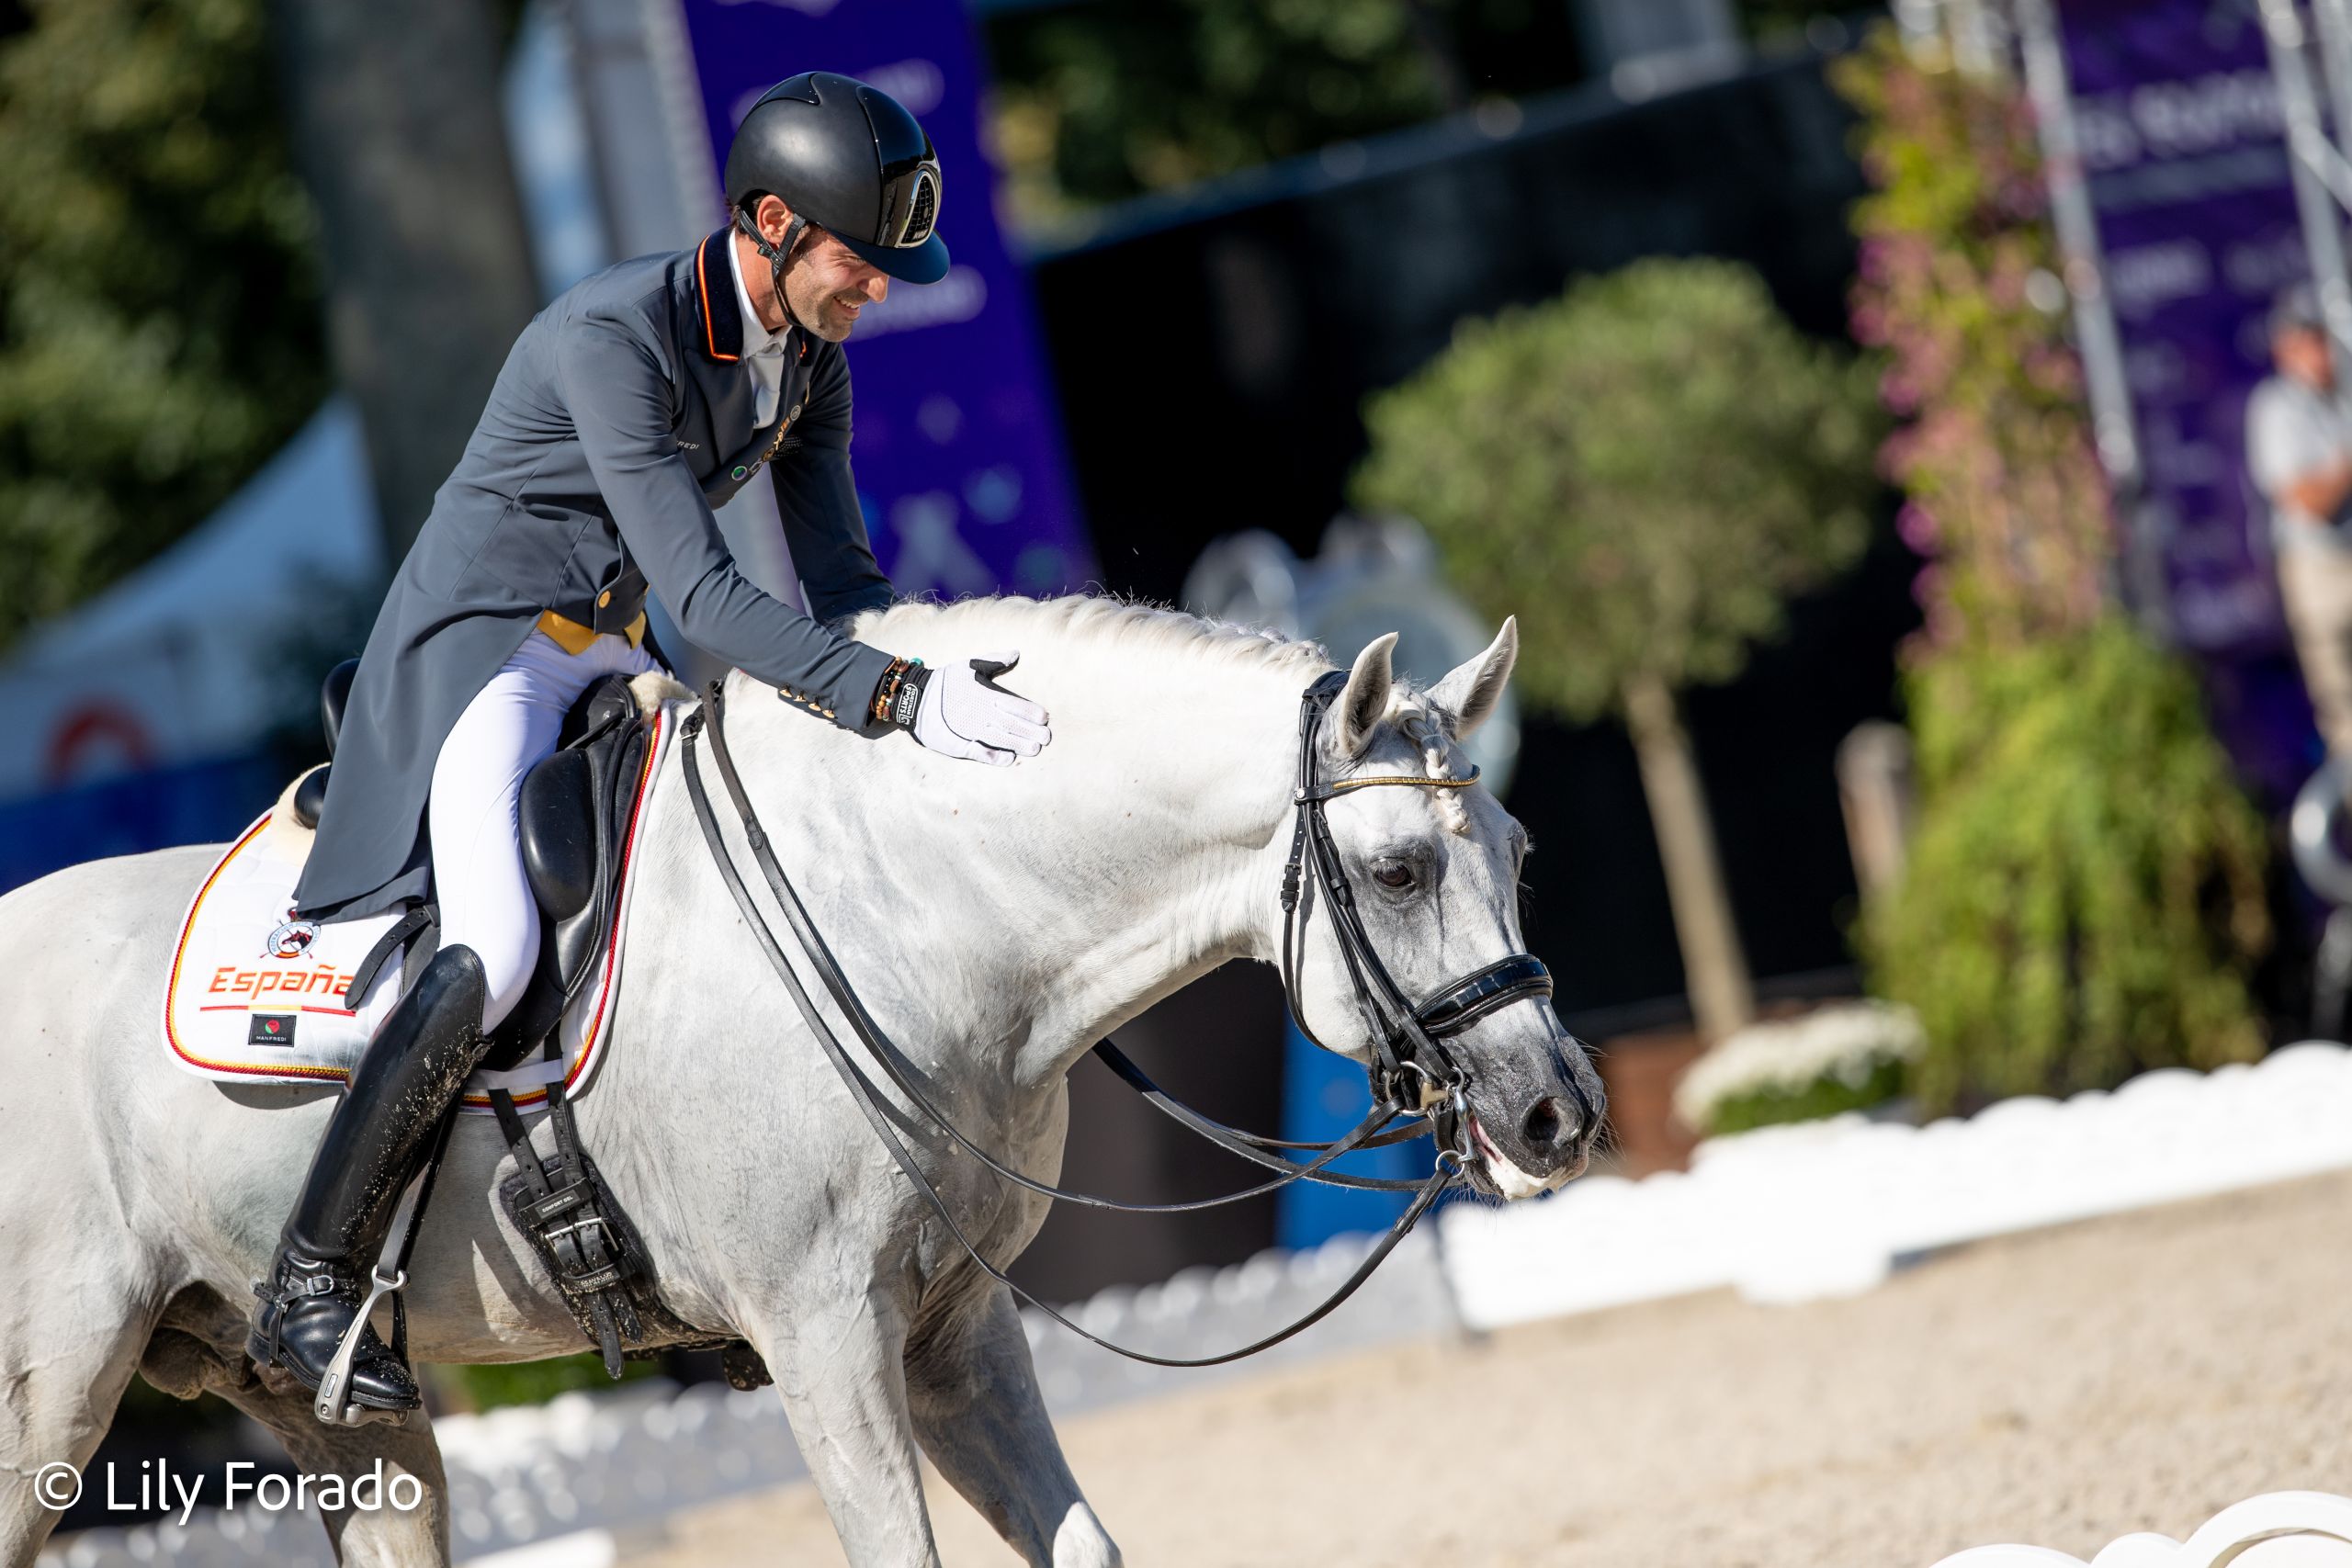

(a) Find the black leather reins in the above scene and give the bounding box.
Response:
[675,669,1553,1367]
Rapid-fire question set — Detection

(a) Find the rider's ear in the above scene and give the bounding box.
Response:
[1329,633,1398,758]
[759,194,795,247]
[1427,616,1518,742]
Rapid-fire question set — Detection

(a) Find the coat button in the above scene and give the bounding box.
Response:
[597,590,613,608]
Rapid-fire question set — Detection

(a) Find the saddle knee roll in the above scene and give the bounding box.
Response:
[519,750,595,922]
[486,675,650,1068]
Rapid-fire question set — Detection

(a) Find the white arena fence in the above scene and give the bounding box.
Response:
[39,1043,2352,1567]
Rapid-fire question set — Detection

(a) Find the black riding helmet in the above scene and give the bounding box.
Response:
[724,71,948,290]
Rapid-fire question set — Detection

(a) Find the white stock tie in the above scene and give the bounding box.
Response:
[746,340,786,428]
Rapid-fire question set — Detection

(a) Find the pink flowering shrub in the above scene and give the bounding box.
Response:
[1834,28,2268,1110]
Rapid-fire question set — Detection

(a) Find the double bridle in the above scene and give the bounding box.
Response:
[1279,670,1557,1164]
[676,668,1561,1367]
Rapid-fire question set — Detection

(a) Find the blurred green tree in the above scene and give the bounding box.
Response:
[1352,257,1881,1041]
[979,0,1860,225]
[985,0,1474,224]
[0,0,325,655]
[1836,26,2269,1108]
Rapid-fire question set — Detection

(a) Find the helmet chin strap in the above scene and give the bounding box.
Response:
[734,206,814,335]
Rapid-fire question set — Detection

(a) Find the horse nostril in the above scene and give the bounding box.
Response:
[1521,1096,1575,1150]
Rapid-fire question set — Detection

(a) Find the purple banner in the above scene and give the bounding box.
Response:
[2061,0,2320,796]
[2064,0,2300,652]
[673,0,1092,597]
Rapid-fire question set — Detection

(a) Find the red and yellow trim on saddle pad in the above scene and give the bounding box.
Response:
[163,811,352,1082]
[160,707,670,1110]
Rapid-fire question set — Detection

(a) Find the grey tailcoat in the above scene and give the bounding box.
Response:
[293,228,899,922]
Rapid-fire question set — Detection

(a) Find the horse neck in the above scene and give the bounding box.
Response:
[703,653,1303,1089]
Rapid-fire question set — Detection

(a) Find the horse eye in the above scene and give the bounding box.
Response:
[1372,860,1415,890]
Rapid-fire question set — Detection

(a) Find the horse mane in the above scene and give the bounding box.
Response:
[849,594,1472,830]
[851,592,1332,682]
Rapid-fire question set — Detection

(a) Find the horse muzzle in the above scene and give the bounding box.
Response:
[1456,1045,1602,1198]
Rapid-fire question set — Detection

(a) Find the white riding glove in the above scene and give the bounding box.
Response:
[892,650,1052,766]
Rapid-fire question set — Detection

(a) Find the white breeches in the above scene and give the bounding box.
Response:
[430,628,658,1031]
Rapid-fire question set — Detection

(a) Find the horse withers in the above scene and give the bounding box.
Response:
[0,596,1601,1568]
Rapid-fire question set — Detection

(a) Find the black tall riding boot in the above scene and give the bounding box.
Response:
[249,944,490,1415]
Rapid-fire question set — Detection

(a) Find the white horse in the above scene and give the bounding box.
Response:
[0,595,1600,1568]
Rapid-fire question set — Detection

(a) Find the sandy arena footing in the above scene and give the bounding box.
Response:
[629,1168,2352,1568]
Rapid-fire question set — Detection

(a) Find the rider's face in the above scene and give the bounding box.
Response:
[2277,325,2335,390]
[785,231,889,343]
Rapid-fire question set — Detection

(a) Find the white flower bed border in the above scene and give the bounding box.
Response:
[44,1043,2352,1568]
[1672,998,1925,1134]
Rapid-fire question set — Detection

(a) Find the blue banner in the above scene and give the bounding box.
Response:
[0,750,288,898]
[673,0,1093,597]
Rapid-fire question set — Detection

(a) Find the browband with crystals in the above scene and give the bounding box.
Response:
[1304,764,1482,802]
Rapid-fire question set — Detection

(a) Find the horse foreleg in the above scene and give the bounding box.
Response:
[0,1292,156,1568]
[212,1374,450,1565]
[748,1292,942,1568]
[134,1283,450,1567]
[905,1284,1121,1568]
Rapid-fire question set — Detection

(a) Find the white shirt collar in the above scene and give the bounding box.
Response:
[727,233,785,356]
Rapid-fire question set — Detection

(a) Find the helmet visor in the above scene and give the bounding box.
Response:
[836,228,950,285]
[833,156,948,283]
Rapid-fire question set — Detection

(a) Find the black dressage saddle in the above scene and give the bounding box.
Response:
[298,658,652,1070]
[298,660,772,1389]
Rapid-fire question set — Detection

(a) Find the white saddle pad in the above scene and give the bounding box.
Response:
[162,706,673,1112]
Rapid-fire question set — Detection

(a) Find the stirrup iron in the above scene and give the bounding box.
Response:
[313,1263,410,1427]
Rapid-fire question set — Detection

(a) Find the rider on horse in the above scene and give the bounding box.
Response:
[248,72,1052,1417]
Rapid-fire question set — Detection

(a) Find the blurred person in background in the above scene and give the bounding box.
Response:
[248,72,1053,1417]
[2251,282,2352,758]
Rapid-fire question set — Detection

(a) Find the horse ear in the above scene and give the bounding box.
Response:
[1329,633,1398,758]
[1427,616,1518,741]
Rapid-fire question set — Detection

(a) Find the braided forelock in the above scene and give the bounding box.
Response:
[1396,701,1471,835]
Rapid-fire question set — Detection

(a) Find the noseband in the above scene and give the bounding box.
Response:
[1279,671,1555,1159]
[677,669,1565,1369]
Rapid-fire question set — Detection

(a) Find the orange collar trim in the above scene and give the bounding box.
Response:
[694,229,742,365]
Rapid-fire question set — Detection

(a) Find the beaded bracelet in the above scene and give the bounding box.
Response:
[869,656,925,727]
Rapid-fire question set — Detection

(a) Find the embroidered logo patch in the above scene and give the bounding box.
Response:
[265,909,319,959]
[247,1013,298,1047]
